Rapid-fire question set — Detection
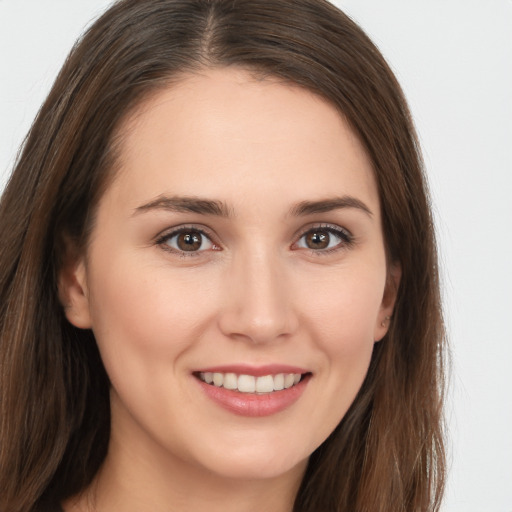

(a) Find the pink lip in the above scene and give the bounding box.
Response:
[194,364,309,377]
[194,369,311,417]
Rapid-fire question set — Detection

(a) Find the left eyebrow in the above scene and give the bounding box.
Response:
[289,196,373,218]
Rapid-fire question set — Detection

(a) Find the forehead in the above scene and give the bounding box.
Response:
[107,67,378,214]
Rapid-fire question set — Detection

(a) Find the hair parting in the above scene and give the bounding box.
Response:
[0,1,446,510]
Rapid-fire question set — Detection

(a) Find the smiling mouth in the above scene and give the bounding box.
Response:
[195,372,308,394]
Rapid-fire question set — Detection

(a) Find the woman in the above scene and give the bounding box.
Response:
[0,0,446,511]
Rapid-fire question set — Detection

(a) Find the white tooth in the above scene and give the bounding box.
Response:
[223,373,237,390]
[237,374,256,393]
[204,372,213,384]
[293,373,301,384]
[273,373,285,391]
[256,375,274,393]
[284,373,295,389]
[213,372,224,387]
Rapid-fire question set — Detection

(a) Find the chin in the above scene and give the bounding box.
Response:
[193,441,310,481]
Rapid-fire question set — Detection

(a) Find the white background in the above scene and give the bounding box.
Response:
[1,1,511,511]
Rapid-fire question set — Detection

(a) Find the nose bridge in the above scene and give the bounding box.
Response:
[219,244,297,343]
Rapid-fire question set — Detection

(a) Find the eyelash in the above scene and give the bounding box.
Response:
[294,224,354,255]
[155,224,354,257]
[156,226,219,257]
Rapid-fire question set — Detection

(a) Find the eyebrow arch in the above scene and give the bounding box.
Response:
[289,196,373,217]
[133,194,372,219]
[133,195,232,217]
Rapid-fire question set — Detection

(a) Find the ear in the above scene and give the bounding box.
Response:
[374,262,401,342]
[58,238,92,329]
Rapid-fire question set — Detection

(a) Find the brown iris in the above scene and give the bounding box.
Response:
[176,231,202,251]
[304,230,330,250]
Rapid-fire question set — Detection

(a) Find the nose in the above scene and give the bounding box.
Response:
[217,249,298,344]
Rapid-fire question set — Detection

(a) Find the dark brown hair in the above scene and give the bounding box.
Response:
[0,1,446,510]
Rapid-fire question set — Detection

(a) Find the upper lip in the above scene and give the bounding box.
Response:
[193,364,309,377]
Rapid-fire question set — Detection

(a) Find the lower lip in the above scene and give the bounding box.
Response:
[196,375,310,417]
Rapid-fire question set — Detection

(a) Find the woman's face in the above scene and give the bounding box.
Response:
[64,68,397,482]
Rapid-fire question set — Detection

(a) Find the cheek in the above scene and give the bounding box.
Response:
[86,254,211,381]
[282,265,385,450]
[302,264,385,352]
[299,262,383,405]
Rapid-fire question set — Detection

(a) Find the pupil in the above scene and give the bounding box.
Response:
[178,232,201,251]
[307,231,329,249]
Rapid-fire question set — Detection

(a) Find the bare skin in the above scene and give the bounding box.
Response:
[61,67,398,512]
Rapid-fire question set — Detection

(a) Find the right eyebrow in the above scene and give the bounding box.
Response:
[132,195,233,218]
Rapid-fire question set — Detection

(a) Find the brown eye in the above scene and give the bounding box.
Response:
[163,229,214,253]
[177,232,202,251]
[304,231,330,250]
[295,226,351,252]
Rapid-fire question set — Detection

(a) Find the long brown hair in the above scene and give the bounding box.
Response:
[0,1,446,510]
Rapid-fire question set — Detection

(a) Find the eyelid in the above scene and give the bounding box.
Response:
[154,222,354,257]
[292,223,354,253]
[155,224,221,256]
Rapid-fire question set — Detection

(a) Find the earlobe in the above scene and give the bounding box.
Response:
[58,254,92,330]
[374,262,401,342]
